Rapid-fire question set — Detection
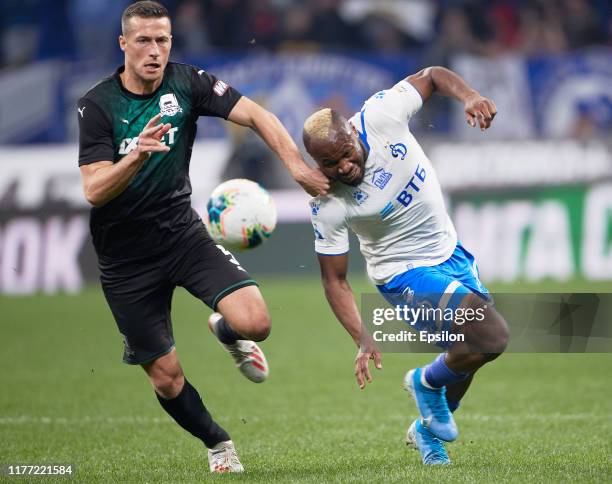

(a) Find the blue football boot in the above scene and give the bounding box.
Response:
[404,368,458,442]
[406,419,451,465]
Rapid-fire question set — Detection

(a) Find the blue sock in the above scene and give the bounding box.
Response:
[424,354,469,388]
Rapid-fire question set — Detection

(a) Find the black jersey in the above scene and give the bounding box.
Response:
[77,62,241,261]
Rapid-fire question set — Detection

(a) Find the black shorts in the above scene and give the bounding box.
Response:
[99,221,257,365]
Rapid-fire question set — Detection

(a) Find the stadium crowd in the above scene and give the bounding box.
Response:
[2,0,611,68]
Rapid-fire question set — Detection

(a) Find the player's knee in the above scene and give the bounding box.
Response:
[149,365,185,399]
[248,310,271,341]
[479,316,509,362]
[488,310,509,354]
[228,305,270,341]
[494,321,510,353]
[465,296,509,359]
[237,297,271,341]
[153,372,184,399]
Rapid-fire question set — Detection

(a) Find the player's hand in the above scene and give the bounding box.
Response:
[293,165,330,196]
[354,346,382,390]
[464,93,497,131]
[136,113,172,160]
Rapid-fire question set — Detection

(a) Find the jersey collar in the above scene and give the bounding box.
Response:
[114,65,166,100]
[357,109,370,154]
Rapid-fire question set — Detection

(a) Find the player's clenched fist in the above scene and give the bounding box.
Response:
[136,113,172,159]
[464,93,497,131]
[293,165,330,196]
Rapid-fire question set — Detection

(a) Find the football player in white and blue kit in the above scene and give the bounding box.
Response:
[303,66,509,465]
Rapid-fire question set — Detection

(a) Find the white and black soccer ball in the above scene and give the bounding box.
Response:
[204,178,277,251]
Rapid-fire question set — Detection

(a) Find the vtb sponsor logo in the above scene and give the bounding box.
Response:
[380,164,427,219]
[396,164,426,207]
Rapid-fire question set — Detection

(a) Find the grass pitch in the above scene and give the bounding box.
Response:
[1,276,611,482]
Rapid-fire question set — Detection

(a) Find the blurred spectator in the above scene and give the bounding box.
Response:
[342,0,437,45]
[247,0,281,50]
[173,0,211,59]
[428,6,480,64]
[203,0,251,50]
[1,0,39,68]
[561,0,607,49]
[3,0,612,65]
[489,0,521,49]
[278,4,319,51]
[309,0,357,49]
[461,1,497,47]
[357,13,419,52]
[67,0,131,62]
[517,1,568,55]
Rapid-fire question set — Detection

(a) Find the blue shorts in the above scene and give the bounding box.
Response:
[376,243,490,347]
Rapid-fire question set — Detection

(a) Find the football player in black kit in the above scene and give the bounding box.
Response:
[77,1,329,473]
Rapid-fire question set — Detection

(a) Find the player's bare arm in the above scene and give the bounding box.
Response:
[318,254,382,389]
[227,96,329,196]
[406,66,497,130]
[80,113,171,207]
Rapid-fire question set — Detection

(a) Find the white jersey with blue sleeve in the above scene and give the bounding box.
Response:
[310,79,457,285]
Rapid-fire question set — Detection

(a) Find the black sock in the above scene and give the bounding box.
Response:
[447,399,460,413]
[214,316,242,344]
[156,379,230,448]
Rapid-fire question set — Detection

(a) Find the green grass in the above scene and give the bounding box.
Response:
[1,277,611,482]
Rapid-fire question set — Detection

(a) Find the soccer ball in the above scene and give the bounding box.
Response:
[205,178,277,251]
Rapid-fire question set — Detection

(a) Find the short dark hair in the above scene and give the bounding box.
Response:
[121,1,170,34]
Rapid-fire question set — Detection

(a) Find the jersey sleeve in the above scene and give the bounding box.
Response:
[77,97,115,166]
[310,197,350,255]
[190,68,242,119]
[364,79,423,123]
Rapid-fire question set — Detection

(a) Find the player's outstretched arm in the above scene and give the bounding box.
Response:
[406,66,497,131]
[80,114,171,207]
[318,254,382,389]
[227,96,329,196]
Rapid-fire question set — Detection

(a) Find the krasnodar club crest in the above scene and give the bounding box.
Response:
[159,93,183,116]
